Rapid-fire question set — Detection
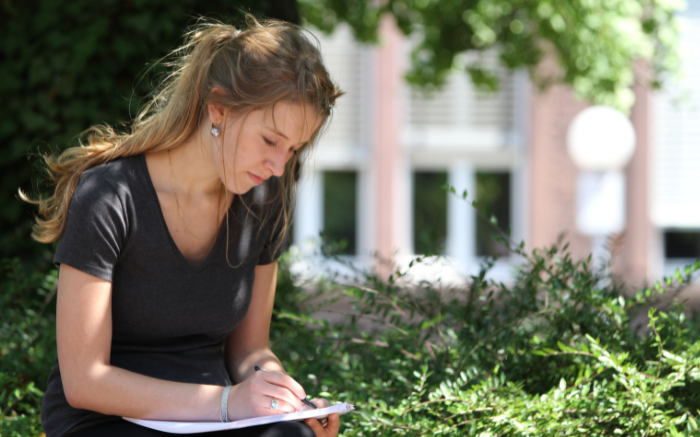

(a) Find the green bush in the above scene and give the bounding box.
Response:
[288,260,700,435]
[271,242,700,436]
[2,240,700,436]
[0,258,57,436]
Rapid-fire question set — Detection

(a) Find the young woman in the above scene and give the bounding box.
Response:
[24,16,343,437]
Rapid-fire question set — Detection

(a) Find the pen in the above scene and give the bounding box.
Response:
[254,366,318,410]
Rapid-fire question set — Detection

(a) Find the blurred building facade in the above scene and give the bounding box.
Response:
[294,11,700,289]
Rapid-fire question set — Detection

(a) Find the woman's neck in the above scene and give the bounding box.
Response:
[166,124,223,198]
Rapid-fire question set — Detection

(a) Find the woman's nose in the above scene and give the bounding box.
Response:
[265,148,288,177]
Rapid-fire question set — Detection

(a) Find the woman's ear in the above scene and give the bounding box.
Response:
[207,87,227,125]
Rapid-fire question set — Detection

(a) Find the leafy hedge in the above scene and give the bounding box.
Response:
[2,239,700,435]
[0,258,56,436]
[272,242,700,436]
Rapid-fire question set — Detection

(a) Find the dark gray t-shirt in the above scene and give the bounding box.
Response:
[41,154,288,437]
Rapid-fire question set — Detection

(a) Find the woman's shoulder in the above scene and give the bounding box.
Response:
[67,156,149,221]
[77,155,144,198]
[57,156,145,282]
[81,155,141,184]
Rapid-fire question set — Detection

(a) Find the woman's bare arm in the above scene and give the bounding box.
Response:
[226,262,342,437]
[224,262,285,382]
[56,263,224,421]
[58,262,306,422]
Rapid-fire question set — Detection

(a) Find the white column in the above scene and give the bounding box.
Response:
[446,160,476,270]
[294,169,324,254]
[357,165,374,259]
[395,147,412,256]
[356,44,374,262]
[511,69,531,248]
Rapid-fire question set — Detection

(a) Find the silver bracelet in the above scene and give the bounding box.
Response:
[220,385,232,423]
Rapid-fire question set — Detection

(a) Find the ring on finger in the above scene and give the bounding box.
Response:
[270,398,279,410]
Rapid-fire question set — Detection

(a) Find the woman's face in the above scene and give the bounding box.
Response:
[211,101,319,194]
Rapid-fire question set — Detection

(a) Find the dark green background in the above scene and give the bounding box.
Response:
[413,171,447,255]
[323,170,357,255]
[0,0,300,264]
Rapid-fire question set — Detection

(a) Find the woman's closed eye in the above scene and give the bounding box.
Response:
[263,137,277,147]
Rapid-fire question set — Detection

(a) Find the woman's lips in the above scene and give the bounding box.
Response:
[248,172,264,185]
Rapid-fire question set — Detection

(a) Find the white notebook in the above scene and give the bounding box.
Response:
[123,402,355,434]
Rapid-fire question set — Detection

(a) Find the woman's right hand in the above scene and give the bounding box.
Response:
[226,369,307,421]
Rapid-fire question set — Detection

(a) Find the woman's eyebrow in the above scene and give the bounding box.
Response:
[265,125,307,148]
[265,126,289,140]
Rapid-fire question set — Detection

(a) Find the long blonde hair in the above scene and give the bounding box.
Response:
[21,16,343,254]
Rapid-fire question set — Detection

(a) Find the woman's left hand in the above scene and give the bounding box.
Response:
[304,398,340,437]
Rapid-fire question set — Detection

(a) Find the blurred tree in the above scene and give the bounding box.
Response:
[299,0,683,111]
[0,0,297,262]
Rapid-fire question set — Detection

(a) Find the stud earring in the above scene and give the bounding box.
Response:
[211,124,220,137]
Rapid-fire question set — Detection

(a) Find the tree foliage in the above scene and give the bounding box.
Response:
[300,0,685,111]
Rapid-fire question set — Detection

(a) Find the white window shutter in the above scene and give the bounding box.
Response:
[652,13,700,227]
[410,63,514,130]
[314,25,363,148]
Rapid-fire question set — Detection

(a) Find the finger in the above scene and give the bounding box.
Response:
[262,383,304,411]
[264,396,297,414]
[249,373,303,411]
[305,417,326,437]
[325,413,340,435]
[260,371,307,399]
[310,398,330,409]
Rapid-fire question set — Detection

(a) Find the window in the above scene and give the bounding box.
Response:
[322,171,357,255]
[413,171,448,255]
[664,230,700,259]
[651,9,700,229]
[475,172,511,257]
